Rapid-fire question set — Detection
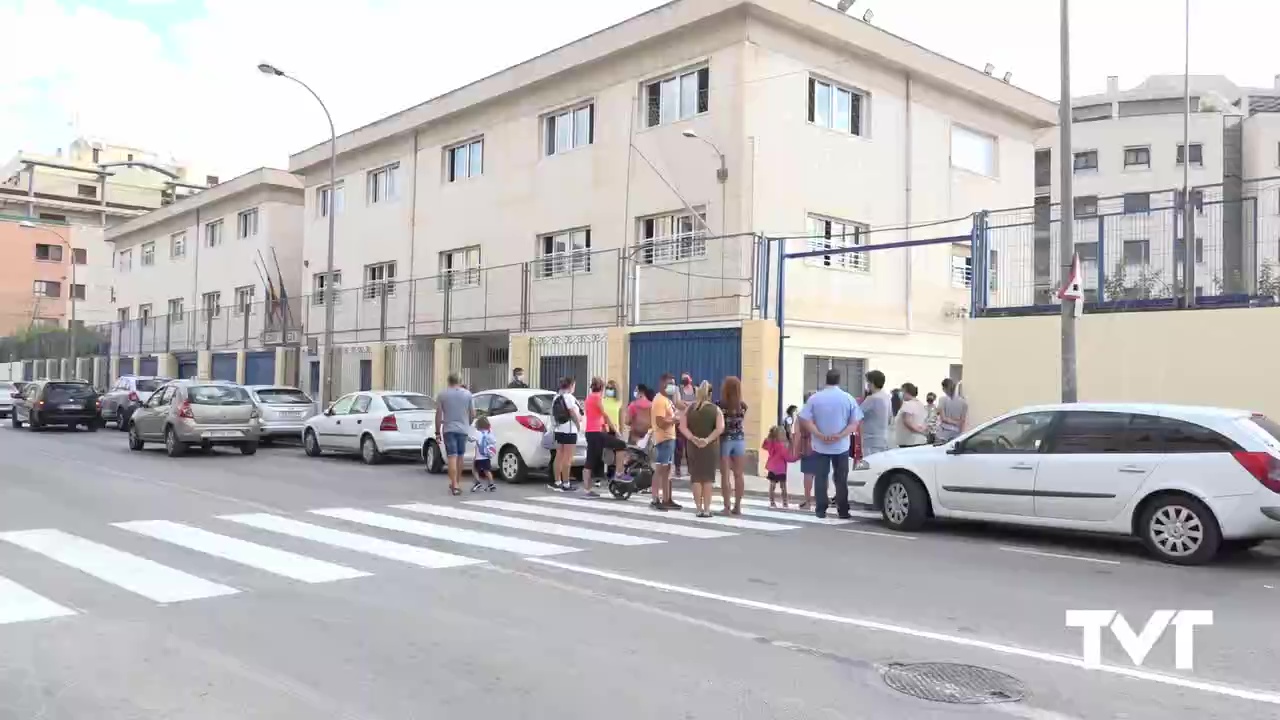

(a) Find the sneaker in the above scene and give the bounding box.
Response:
[565,483,579,493]
[470,481,484,493]
[649,499,668,512]
[584,489,600,498]
[486,483,498,492]
[547,482,567,492]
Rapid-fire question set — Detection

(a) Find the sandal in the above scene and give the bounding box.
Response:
[798,501,810,510]
[450,487,462,496]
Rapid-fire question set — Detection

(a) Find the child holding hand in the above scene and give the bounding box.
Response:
[762,425,797,508]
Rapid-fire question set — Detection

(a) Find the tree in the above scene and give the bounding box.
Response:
[1103,263,1169,302]
[1260,260,1280,300]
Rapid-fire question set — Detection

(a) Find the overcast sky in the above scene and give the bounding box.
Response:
[2,0,1274,177]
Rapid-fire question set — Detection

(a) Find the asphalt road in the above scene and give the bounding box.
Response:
[2,421,1279,719]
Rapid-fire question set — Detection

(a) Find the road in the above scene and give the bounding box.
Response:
[1,422,1279,719]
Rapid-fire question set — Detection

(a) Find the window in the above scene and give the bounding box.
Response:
[446,141,483,183]
[1123,146,1151,169]
[70,284,85,300]
[1073,196,1098,217]
[141,241,155,266]
[205,219,223,247]
[1174,189,1205,214]
[206,175,219,186]
[170,232,186,258]
[384,394,436,412]
[35,244,63,262]
[117,308,129,324]
[234,285,255,316]
[33,280,61,297]
[39,213,67,222]
[364,261,397,299]
[72,248,86,265]
[1123,239,1150,265]
[807,77,865,136]
[91,148,100,164]
[168,297,185,323]
[318,181,345,217]
[1123,192,1150,214]
[77,184,97,199]
[1176,143,1203,166]
[438,247,481,290]
[639,208,707,264]
[801,356,866,395]
[1073,151,1098,171]
[351,395,372,414]
[31,318,58,329]
[644,66,709,127]
[537,229,592,278]
[1174,236,1205,264]
[950,125,998,177]
[367,162,400,202]
[1076,242,1099,262]
[1034,149,1051,187]
[807,214,869,272]
[950,245,972,288]
[119,249,133,271]
[544,103,594,156]
[138,303,152,326]
[203,291,222,318]
[1127,414,1236,453]
[961,412,1056,454]
[1047,411,1131,453]
[237,208,259,239]
[312,271,342,306]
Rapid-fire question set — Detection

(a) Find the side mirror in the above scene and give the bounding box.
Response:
[324,405,335,416]
[946,442,964,455]
[9,392,18,399]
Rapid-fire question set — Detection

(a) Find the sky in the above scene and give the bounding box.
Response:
[2,0,1276,178]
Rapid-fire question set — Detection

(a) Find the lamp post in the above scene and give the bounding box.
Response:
[259,61,338,409]
[1058,0,1078,403]
[680,129,728,235]
[20,220,77,379]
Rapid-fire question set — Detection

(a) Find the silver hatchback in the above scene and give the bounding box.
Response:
[127,380,262,457]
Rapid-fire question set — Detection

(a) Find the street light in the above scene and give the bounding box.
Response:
[19,220,78,379]
[259,61,338,409]
[680,130,728,234]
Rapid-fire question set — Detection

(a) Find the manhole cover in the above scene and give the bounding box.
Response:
[881,662,1026,704]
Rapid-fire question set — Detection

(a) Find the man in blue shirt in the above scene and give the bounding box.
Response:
[798,368,863,518]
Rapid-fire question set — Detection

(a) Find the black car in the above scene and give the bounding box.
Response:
[11,380,103,431]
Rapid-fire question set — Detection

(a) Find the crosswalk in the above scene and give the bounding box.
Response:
[0,493,857,628]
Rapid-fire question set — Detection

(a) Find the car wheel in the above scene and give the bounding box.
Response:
[497,446,528,483]
[128,422,145,451]
[880,473,929,532]
[11,413,21,429]
[423,440,445,474]
[360,435,383,465]
[239,441,259,456]
[165,427,187,458]
[116,409,131,431]
[27,413,41,432]
[84,422,97,432]
[1139,494,1222,566]
[303,429,323,457]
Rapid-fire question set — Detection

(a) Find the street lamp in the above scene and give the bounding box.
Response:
[19,220,78,378]
[259,61,338,409]
[680,130,728,235]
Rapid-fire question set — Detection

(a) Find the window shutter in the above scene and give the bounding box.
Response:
[645,82,661,127]
[696,68,710,113]
[588,104,595,144]
[807,78,816,123]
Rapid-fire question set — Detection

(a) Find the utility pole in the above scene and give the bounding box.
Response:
[1058,0,1078,403]
[1181,0,1196,307]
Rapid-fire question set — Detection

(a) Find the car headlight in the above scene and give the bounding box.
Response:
[854,459,871,471]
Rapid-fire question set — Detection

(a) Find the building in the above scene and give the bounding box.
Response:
[103,168,304,383]
[1020,75,1280,308]
[284,0,1055,417]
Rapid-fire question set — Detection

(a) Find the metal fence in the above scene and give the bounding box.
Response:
[384,338,435,396]
[528,332,609,398]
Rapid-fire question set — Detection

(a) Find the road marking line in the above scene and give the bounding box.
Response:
[0,529,238,603]
[393,504,663,547]
[116,520,371,584]
[526,558,1280,706]
[0,575,77,625]
[311,508,580,557]
[669,491,872,523]
[467,500,735,539]
[530,496,801,531]
[998,546,1122,566]
[836,528,917,540]
[220,513,482,570]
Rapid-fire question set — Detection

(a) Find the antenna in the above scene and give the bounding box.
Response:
[1002,71,1013,83]
[983,63,995,76]
[836,0,856,12]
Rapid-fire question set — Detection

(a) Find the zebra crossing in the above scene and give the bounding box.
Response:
[0,493,855,628]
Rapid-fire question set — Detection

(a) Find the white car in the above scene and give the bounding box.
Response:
[422,388,587,483]
[0,381,14,418]
[849,403,1280,565]
[303,390,436,464]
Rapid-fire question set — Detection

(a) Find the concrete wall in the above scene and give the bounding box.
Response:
[961,307,1280,427]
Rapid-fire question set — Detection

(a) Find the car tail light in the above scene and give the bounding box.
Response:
[96,398,102,409]
[249,407,261,420]
[380,415,399,432]
[1231,451,1280,493]
[516,415,545,432]
[128,391,140,403]
[178,401,195,419]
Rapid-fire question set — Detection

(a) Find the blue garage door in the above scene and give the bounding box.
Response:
[245,351,275,386]
[175,353,197,380]
[139,356,158,376]
[628,328,741,401]
[118,357,135,376]
[211,353,237,382]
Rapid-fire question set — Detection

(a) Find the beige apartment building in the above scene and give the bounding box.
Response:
[285,0,1054,419]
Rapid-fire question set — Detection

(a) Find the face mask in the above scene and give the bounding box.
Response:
[514,374,524,382]
[606,389,616,398]
[665,384,677,396]
[633,390,641,399]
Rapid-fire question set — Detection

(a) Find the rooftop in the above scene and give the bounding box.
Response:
[104,167,301,243]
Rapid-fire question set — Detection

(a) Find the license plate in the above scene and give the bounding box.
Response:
[280,411,303,419]
[203,430,243,438]
[410,421,427,430]
[61,404,82,410]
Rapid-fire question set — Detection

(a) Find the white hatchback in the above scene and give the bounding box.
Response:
[303,390,436,464]
[849,403,1280,565]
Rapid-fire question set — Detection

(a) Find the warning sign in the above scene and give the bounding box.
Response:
[1058,253,1084,301]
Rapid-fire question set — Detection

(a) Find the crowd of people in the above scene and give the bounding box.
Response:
[433,364,967,519]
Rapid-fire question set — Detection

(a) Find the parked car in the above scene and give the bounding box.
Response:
[303,390,436,464]
[10,380,102,431]
[850,402,1280,565]
[423,388,587,483]
[0,381,15,418]
[101,375,172,431]
[244,385,316,443]
[127,380,261,457]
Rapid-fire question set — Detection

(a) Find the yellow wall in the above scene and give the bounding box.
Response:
[963,307,1280,426]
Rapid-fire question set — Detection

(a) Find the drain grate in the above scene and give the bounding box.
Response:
[881,662,1026,704]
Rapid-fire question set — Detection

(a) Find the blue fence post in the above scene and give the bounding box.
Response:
[775,235,787,424]
[968,213,980,318]
[1097,214,1106,302]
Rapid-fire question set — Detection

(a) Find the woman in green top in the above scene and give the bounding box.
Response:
[679,381,724,518]
[602,379,624,478]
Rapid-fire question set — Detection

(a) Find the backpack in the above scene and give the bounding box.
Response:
[552,394,572,425]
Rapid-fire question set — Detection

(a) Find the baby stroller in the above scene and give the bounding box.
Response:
[609,437,655,500]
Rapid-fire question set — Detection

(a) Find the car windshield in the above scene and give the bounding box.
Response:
[187,385,251,405]
[1,382,13,392]
[256,388,313,405]
[1250,415,1280,442]
[384,394,435,411]
[528,393,556,415]
[46,383,94,402]
[136,378,169,392]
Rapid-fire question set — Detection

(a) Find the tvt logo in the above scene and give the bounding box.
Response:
[1066,610,1214,669]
